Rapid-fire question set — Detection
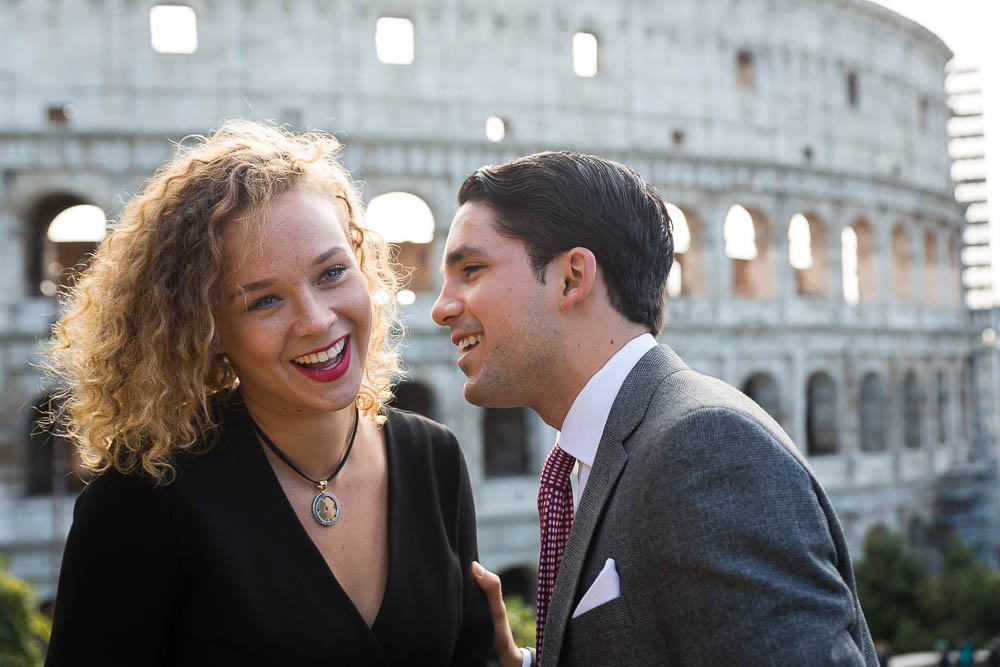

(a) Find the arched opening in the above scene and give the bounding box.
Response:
[483,408,531,478]
[891,224,913,302]
[806,372,838,456]
[859,373,887,453]
[26,194,107,297]
[841,226,860,305]
[741,373,782,425]
[923,230,938,306]
[908,516,927,553]
[850,219,877,303]
[366,192,435,296]
[960,359,971,439]
[572,31,599,78]
[949,233,960,307]
[391,380,437,421]
[724,205,772,299]
[903,371,923,448]
[665,203,702,298]
[24,394,86,496]
[788,212,828,297]
[498,565,536,606]
[935,370,947,444]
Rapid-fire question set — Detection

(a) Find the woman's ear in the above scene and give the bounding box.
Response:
[556,247,597,312]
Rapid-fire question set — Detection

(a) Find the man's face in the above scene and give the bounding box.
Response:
[431,202,561,408]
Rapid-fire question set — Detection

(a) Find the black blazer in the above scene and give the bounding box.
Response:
[45,404,493,666]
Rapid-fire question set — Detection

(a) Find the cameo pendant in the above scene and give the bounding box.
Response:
[313,491,341,526]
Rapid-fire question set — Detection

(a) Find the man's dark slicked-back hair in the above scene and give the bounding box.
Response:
[457,151,674,335]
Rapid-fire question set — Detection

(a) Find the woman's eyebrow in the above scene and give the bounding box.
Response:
[231,246,348,300]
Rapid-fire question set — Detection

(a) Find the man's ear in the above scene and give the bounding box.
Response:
[555,247,597,312]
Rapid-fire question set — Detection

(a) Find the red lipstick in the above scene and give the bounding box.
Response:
[292,335,351,383]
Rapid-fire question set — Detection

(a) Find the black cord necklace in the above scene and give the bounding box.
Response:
[250,407,359,526]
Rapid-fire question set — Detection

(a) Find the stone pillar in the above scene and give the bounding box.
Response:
[0,185,24,300]
[828,214,845,304]
[875,208,892,307]
[703,199,730,308]
[790,345,806,451]
[771,194,793,305]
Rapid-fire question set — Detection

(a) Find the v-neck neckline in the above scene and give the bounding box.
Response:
[244,405,396,635]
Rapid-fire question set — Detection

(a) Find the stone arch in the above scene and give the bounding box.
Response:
[724,204,772,299]
[483,407,531,478]
[923,228,938,305]
[859,372,887,453]
[806,371,838,456]
[741,372,782,425]
[891,223,913,302]
[848,218,877,303]
[665,202,704,298]
[24,192,105,298]
[366,191,436,293]
[788,212,829,297]
[903,370,923,448]
[391,380,438,421]
[24,393,86,496]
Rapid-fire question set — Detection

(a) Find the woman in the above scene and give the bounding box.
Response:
[44,121,493,666]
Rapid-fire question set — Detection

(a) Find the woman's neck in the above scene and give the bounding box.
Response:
[243,397,360,479]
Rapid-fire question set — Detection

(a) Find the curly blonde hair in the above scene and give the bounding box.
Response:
[47,120,402,484]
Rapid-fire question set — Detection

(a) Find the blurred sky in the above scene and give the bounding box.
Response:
[869,0,1000,304]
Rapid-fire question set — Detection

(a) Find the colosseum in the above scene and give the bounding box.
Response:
[1,0,997,600]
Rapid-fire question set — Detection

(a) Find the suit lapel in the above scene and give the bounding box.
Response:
[541,345,685,665]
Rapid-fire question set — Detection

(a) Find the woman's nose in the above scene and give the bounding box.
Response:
[295,291,338,336]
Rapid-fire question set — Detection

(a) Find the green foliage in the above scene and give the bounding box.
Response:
[855,528,927,649]
[0,556,51,667]
[921,540,1000,647]
[855,528,1000,655]
[504,596,536,649]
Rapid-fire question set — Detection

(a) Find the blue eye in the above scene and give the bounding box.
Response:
[462,264,482,276]
[247,295,279,312]
[320,265,347,284]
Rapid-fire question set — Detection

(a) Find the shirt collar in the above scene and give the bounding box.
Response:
[557,333,658,467]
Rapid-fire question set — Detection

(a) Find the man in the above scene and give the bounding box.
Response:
[431,152,877,666]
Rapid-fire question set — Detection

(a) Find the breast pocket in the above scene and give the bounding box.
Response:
[564,594,635,663]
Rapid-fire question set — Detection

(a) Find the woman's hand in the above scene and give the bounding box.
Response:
[472,561,527,667]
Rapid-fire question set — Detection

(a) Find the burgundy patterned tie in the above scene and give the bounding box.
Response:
[536,443,576,662]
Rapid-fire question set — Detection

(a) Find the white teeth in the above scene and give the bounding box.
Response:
[457,334,482,353]
[293,338,346,365]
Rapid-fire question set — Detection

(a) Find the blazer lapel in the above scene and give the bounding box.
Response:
[540,345,685,665]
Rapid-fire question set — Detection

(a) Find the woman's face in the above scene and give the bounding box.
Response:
[216,187,372,419]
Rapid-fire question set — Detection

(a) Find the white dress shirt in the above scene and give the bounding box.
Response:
[520,333,657,666]
[556,332,658,510]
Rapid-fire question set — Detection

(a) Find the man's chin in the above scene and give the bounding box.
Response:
[463,377,520,409]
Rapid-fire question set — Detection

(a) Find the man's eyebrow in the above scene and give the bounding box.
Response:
[442,245,488,271]
[232,246,347,299]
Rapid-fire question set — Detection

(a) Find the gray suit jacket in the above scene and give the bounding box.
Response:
[541,345,877,666]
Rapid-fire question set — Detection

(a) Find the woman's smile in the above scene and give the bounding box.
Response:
[291,334,352,382]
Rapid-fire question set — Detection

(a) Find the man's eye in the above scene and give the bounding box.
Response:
[247,295,279,312]
[462,265,482,276]
[320,265,347,283]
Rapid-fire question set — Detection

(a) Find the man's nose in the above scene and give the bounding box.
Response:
[431,284,462,326]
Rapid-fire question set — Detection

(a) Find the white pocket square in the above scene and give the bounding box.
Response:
[572,557,621,618]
